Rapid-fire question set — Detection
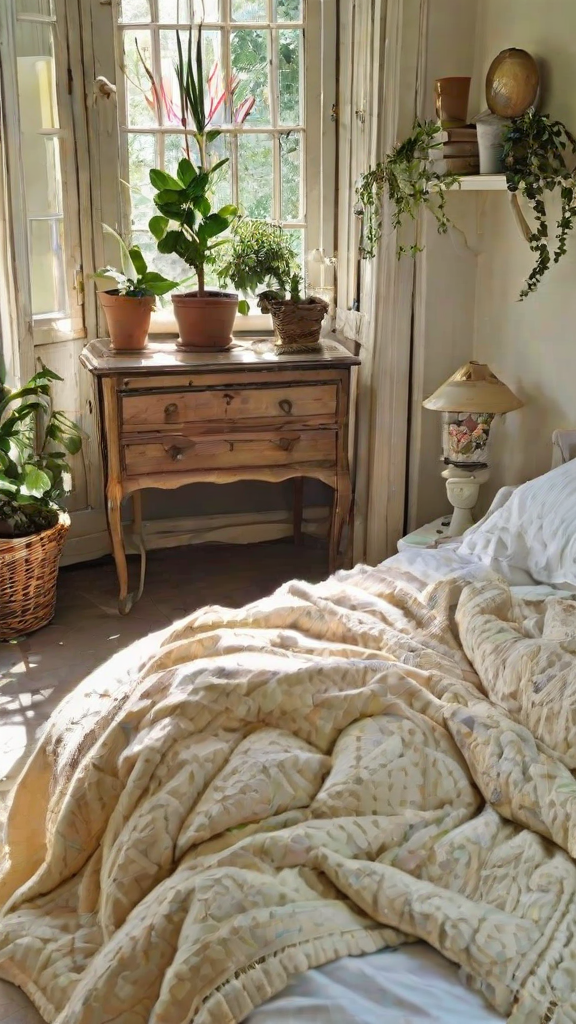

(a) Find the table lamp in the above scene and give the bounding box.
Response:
[423,361,523,536]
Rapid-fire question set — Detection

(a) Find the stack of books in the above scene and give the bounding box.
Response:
[429,126,479,176]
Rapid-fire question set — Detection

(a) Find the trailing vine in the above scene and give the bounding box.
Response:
[502,109,576,298]
[355,119,460,260]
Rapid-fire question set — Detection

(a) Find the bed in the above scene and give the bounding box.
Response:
[0,437,575,1024]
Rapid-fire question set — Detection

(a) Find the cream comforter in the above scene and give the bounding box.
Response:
[1,563,576,1024]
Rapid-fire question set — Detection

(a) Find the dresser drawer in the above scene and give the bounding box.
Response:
[121,383,338,430]
[124,430,337,477]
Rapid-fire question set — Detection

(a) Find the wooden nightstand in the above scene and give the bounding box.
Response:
[397,515,455,551]
[81,337,360,613]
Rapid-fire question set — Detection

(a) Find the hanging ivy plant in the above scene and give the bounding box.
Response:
[502,109,576,298]
[355,119,461,259]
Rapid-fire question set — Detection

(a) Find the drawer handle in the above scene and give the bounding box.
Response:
[277,437,299,452]
[168,442,195,461]
[164,402,179,419]
[279,399,293,415]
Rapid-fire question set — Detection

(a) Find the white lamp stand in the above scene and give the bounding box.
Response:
[441,464,490,537]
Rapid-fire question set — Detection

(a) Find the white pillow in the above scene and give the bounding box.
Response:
[457,459,576,586]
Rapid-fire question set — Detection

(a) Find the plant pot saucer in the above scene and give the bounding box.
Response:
[175,339,233,352]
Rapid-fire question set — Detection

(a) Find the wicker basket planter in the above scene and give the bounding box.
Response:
[0,513,70,640]
[259,295,329,353]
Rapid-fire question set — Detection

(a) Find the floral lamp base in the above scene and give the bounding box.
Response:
[441,465,490,537]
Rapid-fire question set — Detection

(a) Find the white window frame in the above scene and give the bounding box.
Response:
[101,0,335,334]
[0,0,86,362]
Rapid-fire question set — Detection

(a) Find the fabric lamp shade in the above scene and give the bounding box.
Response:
[423,361,523,414]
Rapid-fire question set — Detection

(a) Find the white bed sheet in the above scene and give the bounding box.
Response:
[248,944,503,1023]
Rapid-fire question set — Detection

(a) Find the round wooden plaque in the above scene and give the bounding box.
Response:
[486,48,539,118]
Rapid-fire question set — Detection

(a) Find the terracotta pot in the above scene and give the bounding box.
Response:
[435,76,471,128]
[98,290,154,351]
[172,291,238,351]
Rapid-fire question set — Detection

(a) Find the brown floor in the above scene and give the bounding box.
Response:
[0,539,327,1023]
[0,538,327,791]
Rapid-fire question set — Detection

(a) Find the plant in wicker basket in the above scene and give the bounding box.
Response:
[218,220,328,351]
[0,365,83,639]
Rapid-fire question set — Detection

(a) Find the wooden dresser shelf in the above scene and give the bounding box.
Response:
[81,337,360,613]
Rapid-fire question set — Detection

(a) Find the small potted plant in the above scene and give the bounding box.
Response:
[95,226,178,351]
[218,219,328,351]
[139,26,255,349]
[0,365,83,639]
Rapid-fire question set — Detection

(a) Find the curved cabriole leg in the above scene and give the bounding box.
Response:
[106,482,130,615]
[329,473,352,574]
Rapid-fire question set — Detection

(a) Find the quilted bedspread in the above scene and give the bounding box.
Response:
[1,563,576,1024]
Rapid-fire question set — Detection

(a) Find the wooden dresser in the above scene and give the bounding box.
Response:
[80,337,360,613]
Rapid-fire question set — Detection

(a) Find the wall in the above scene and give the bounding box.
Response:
[408,0,479,528]
[410,0,576,527]
[472,0,576,501]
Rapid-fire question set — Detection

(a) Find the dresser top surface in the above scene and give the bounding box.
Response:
[80,337,360,376]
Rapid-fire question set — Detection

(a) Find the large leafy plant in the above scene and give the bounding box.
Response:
[355,119,460,259]
[0,366,82,537]
[502,109,576,298]
[217,220,298,313]
[149,159,238,295]
[95,225,179,298]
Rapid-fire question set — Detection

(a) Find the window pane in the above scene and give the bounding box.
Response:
[232,0,267,20]
[275,0,302,20]
[231,29,270,126]
[238,134,273,218]
[30,218,66,315]
[119,0,150,22]
[158,1,219,22]
[278,29,301,124]
[280,132,301,220]
[158,0,189,20]
[127,133,157,230]
[123,31,157,126]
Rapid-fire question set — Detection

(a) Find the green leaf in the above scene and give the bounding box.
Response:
[196,196,211,217]
[140,272,179,296]
[150,168,183,191]
[128,245,148,277]
[217,204,239,219]
[102,223,134,277]
[21,465,52,498]
[238,299,250,315]
[206,129,222,144]
[177,158,197,186]
[208,158,229,177]
[0,474,18,494]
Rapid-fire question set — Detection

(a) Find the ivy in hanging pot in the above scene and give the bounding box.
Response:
[502,109,576,298]
[355,119,461,260]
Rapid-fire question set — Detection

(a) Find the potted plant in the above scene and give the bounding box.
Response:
[502,109,576,297]
[355,119,461,260]
[139,26,256,349]
[149,158,238,350]
[0,365,82,639]
[217,219,328,351]
[95,226,179,351]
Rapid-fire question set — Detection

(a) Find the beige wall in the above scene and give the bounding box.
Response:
[410,0,576,527]
[472,0,576,500]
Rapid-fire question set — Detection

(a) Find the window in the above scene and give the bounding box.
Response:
[10,0,84,339]
[114,0,307,299]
